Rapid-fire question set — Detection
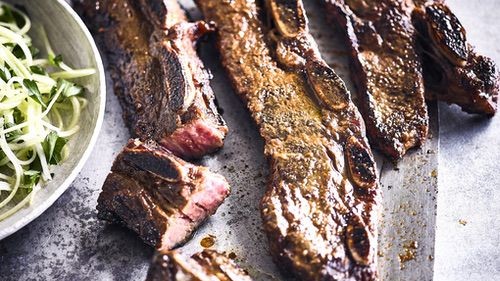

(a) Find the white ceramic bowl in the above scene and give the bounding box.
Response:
[0,0,105,239]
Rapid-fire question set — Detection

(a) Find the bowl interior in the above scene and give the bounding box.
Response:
[0,0,105,239]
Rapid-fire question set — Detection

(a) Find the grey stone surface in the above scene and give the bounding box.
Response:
[434,1,500,280]
[0,0,498,281]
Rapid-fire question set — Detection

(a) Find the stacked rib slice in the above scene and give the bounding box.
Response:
[76,0,229,251]
[196,0,380,280]
[97,140,229,250]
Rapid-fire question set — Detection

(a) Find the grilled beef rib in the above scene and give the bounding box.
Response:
[323,0,498,159]
[196,0,380,280]
[146,250,252,281]
[412,1,499,115]
[76,0,227,159]
[97,139,229,250]
[323,0,429,159]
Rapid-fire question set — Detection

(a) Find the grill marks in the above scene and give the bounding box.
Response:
[196,0,380,280]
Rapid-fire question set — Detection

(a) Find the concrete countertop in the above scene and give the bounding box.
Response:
[0,0,498,280]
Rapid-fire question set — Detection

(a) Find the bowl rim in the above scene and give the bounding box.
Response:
[0,0,106,240]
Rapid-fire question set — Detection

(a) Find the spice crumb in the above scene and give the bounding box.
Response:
[399,241,418,269]
[430,169,438,178]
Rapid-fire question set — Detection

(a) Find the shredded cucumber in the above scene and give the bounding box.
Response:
[0,2,94,220]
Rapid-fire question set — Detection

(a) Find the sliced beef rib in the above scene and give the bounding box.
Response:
[97,139,230,251]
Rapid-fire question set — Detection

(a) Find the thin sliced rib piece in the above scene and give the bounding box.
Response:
[75,0,227,159]
[196,0,380,280]
[323,0,429,159]
[412,1,499,115]
[146,250,252,281]
[97,139,230,251]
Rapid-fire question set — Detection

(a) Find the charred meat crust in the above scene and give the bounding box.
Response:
[75,0,227,159]
[146,250,252,281]
[412,2,499,115]
[323,0,429,159]
[97,139,230,251]
[196,0,380,280]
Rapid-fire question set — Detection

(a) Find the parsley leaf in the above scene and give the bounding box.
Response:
[0,5,26,29]
[42,132,68,165]
[49,54,63,68]
[30,65,46,75]
[22,170,40,189]
[0,67,10,82]
[59,79,83,98]
[22,79,46,108]
[13,108,24,124]
[0,5,14,23]
[13,171,39,201]
[11,44,23,59]
[49,79,84,102]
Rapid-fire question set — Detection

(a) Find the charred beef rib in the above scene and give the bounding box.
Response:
[146,250,252,281]
[76,0,227,159]
[412,1,499,115]
[196,0,380,280]
[97,139,230,251]
[323,0,429,159]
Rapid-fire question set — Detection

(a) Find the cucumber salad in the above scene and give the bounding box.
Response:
[0,2,94,220]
